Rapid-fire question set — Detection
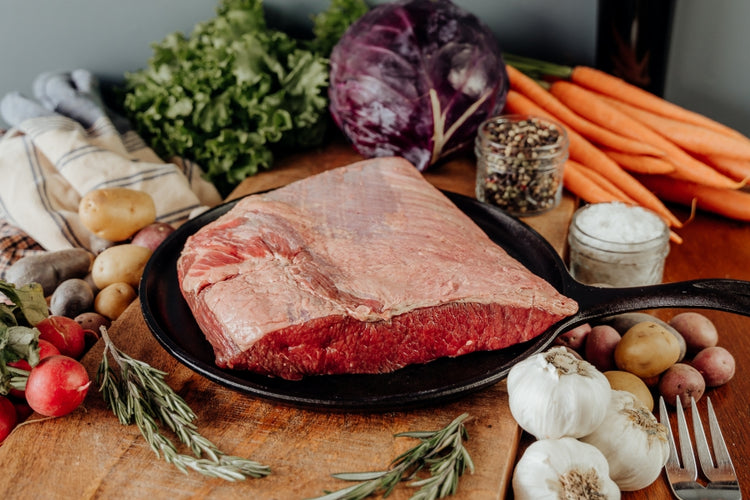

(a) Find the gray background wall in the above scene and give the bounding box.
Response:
[1,0,748,135]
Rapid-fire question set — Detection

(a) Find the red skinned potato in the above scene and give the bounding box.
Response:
[74,312,111,335]
[658,363,706,407]
[36,316,87,359]
[75,311,111,349]
[131,222,175,251]
[691,346,735,387]
[584,325,620,372]
[669,312,718,355]
[553,323,591,351]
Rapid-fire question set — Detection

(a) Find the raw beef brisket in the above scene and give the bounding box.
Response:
[177,157,577,380]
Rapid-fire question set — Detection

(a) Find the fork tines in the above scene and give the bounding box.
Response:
[658,395,741,499]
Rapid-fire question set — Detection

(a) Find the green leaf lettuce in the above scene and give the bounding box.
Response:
[124,0,364,195]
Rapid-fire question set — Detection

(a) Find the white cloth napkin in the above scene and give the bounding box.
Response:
[0,71,222,253]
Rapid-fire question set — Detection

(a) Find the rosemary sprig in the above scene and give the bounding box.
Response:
[310,413,474,500]
[96,327,270,481]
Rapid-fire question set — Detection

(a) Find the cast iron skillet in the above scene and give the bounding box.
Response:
[140,191,750,411]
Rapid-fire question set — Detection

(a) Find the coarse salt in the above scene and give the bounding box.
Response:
[574,202,664,244]
[567,202,670,287]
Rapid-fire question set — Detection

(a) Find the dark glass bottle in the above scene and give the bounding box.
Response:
[596,0,676,96]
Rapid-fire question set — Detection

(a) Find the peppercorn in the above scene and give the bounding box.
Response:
[475,116,569,216]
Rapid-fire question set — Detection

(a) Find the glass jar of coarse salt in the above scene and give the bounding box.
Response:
[475,114,569,216]
[567,202,670,287]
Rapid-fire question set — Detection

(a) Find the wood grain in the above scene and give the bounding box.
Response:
[0,302,521,500]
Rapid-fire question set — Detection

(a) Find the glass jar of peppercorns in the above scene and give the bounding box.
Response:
[475,114,569,216]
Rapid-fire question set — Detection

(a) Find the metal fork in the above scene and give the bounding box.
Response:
[658,395,742,500]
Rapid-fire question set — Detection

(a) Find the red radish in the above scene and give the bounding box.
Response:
[11,399,33,422]
[7,339,61,398]
[36,316,87,359]
[0,395,17,443]
[25,356,91,417]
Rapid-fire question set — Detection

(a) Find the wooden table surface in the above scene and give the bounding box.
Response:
[0,139,748,499]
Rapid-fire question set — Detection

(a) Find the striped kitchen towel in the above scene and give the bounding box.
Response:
[0,114,222,253]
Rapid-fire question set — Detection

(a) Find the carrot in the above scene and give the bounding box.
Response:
[549,81,743,190]
[638,174,750,222]
[700,155,750,183]
[604,150,676,175]
[563,160,626,204]
[573,162,636,203]
[505,89,682,227]
[505,65,665,157]
[600,96,750,161]
[570,65,749,141]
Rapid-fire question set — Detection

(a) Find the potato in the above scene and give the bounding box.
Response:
[553,323,591,351]
[83,273,100,295]
[75,311,111,348]
[5,248,93,295]
[79,187,156,242]
[49,278,94,318]
[584,325,620,372]
[602,311,686,361]
[131,222,175,252]
[641,374,661,388]
[668,312,718,355]
[74,311,111,334]
[614,321,681,378]
[94,282,137,320]
[604,370,654,411]
[658,363,706,407]
[91,244,152,289]
[691,346,735,387]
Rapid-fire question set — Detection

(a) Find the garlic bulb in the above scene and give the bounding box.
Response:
[507,346,611,439]
[512,437,621,500]
[580,390,669,491]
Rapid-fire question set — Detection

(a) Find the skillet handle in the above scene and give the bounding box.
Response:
[570,278,750,323]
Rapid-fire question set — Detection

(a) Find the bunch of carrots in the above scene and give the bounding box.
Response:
[501,54,750,243]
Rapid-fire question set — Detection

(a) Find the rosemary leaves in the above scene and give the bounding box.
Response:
[310,413,474,500]
[96,327,270,481]
[475,115,568,216]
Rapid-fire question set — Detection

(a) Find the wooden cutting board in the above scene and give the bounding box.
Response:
[0,140,575,500]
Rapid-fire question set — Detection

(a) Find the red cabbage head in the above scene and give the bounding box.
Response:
[329,0,508,171]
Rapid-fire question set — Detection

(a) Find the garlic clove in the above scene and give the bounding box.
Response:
[580,390,670,491]
[507,346,612,439]
[512,437,621,500]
